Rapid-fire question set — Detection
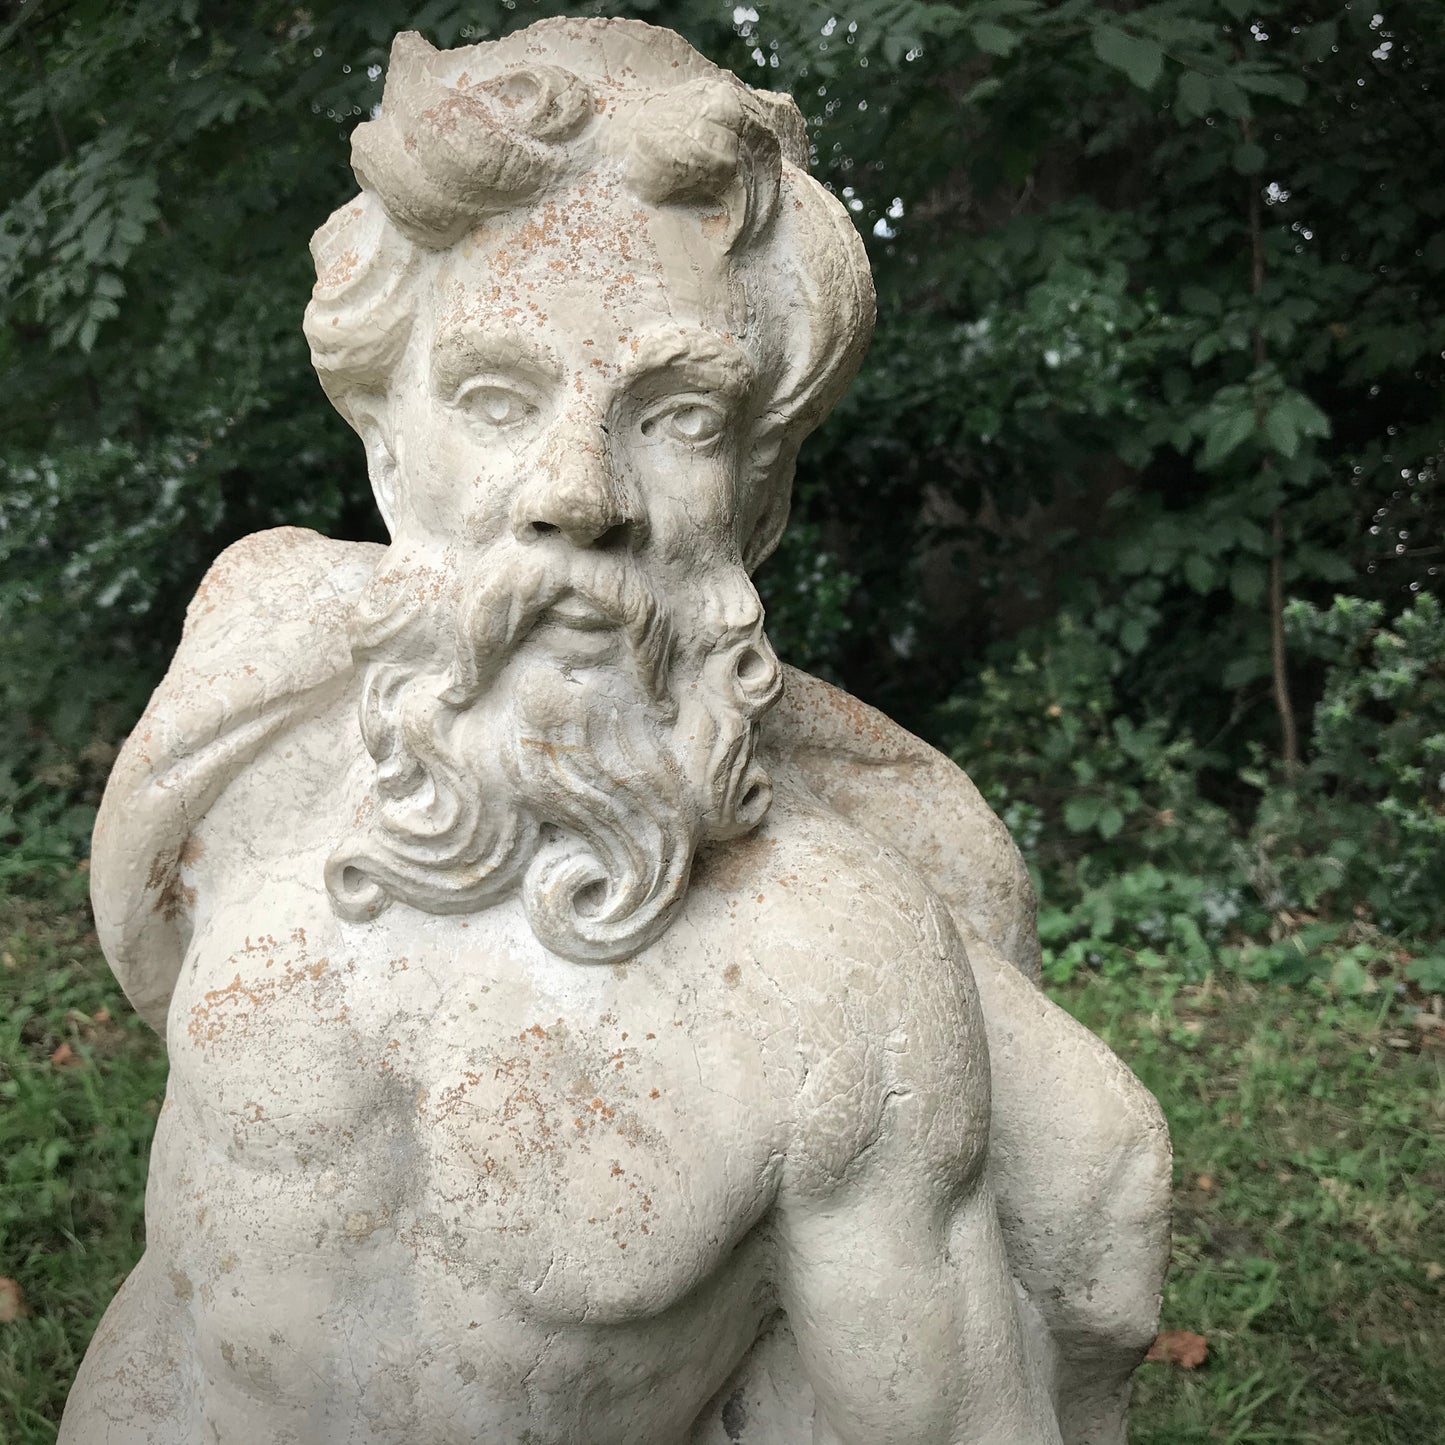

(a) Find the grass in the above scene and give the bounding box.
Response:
[1,888,1442,1442]
[0,888,168,1438]
[1063,966,1445,1444]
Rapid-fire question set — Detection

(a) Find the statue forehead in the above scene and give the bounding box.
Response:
[426,178,739,344]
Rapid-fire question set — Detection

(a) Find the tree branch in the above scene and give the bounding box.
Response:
[1244,115,1299,778]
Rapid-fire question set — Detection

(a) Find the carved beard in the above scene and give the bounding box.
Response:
[325,540,781,963]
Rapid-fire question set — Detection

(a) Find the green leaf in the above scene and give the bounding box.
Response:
[1176,70,1212,121]
[80,215,113,263]
[1230,561,1266,607]
[1201,409,1256,469]
[1329,954,1371,997]
[962,77,1004,106]
[1234,72,1308,106]
[1183,554,1215,593]
[1180,284,1222,317]
[1233,141,1267,175]
[1091,24,1164,92]
[1212,78,1252,119]
[1223,653,1269,688]
[1279,390,1332,440]
[1263,402,1300,458]
[1097,805,1125,840]
[971,23,1019,58]
[1406,955,1445,993]
[1120,616,1149,654]
[1063,797,1101,833]
[1190,334,1221,368]
[1299,21,1339,65]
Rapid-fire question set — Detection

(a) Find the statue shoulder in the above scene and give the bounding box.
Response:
[759,664,1041,984]
[176,525,379,655]
[90,527,382,1038]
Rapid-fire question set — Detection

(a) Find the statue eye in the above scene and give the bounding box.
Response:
[642,401,726,446]
[457,383,534,429]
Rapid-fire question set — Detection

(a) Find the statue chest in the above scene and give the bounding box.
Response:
[162,882,794,1331]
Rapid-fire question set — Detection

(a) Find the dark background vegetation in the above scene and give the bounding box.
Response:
[1,1,1442,1440]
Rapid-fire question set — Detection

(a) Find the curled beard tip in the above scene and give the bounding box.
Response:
[521,841,690,965]
[325,853,393,923]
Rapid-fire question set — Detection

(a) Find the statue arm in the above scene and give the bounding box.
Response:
[773,906,1061,1445]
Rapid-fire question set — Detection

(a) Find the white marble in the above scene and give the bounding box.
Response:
[63,18,1170,1444]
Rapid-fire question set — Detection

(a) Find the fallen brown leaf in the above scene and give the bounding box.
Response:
[49,1040,79,1068]
[1145,1329,1208,1369]
[1196,1173,1215,1192]
[0,1277,29,1322]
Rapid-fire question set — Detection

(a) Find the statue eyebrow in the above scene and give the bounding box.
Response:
[429,318,563,395]
[623,327,756,400]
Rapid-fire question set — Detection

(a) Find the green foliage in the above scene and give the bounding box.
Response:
[0,899,168,1437]
[1252,593,1445,937]
[950,593,1445,989]
[754,521,858,677]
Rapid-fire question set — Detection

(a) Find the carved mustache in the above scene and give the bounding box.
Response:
[441,547,676,710]
[349,540,778,727]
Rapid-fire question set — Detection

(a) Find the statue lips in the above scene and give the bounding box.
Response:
[544,592,613,630]
[528,584,635,665]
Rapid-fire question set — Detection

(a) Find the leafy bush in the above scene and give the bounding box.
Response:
[1251,593,1445,941]
[939,608,1235,874]
[948,594,1445,992]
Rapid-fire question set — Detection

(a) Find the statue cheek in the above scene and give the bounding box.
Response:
[637,453,741,553]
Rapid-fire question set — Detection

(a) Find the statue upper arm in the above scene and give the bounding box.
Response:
[771,890,1058,1445]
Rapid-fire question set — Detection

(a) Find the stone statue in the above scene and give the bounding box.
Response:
[62,18,1170,1445]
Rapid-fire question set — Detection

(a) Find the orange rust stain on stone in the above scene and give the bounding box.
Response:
[186,953,340,1046]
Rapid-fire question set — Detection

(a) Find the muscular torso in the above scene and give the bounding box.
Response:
[140,706,925,1443]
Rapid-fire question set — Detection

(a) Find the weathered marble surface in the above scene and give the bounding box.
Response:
[62,18,1169,1445]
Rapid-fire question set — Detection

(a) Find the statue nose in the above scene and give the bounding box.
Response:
[511,444,637,550]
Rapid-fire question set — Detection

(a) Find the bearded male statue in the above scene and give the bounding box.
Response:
[62,18,1170,1445]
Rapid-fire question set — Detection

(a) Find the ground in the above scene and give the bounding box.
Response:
[1,888,1442,1444]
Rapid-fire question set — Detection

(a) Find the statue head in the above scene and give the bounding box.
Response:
[302,18,874,964]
